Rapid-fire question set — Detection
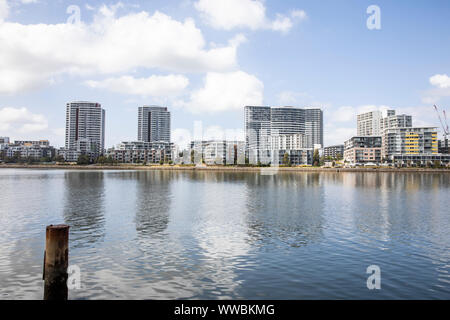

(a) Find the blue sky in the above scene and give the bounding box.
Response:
[1,0,449,148]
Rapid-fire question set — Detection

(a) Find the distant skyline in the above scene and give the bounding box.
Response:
[1,0,450,148]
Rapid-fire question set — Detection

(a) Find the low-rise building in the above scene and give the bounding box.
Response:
[0,137,10,144]
[269,149,313,166]
[14,140,50,147]
[323,145,344,159]
[344,136,382,164]
[2,140,55,161]
[438,139,449,154]
[190,140,245,165]
[106,141,173,164]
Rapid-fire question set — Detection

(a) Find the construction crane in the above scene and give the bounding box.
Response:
[433,105,449,140]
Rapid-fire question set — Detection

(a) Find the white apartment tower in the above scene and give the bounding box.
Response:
[245,106,323,163]
[138,106,171,143]
[65,102,105,155]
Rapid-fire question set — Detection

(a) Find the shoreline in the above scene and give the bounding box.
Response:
[1,164,449,173]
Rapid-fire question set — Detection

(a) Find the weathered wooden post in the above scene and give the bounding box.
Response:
[43,224,69,300]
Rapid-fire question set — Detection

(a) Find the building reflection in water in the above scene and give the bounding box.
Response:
[63,171,106,248]
[244,172,325,248]
[134,170,171,238]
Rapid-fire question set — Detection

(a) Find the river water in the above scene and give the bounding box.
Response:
[0,169,449,299]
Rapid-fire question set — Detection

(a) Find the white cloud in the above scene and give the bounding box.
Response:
[422,74,450,104]
[85,74,189,97]
[291,10,307,20]
[194,0,306,33]
[0,5,243,94]
[430,74,450,89]
[324,126,355,146]
[0,107,48,134]
[0,0,8,21]
[180,71,264,113]
[331,106,356,123]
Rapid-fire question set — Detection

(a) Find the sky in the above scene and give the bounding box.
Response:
[1,0,450,149]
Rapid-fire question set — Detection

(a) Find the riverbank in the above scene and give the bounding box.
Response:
[1,163,449,173]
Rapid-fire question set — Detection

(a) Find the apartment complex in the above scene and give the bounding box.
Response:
[382,127,438,156]
[344,136,382,164]
[107,141,173,164]
[357,110,395,136]
[439,139,449,154]
[305,108,324,146]
[190,140,245,165]
[0,137,10,144]
[64,101,105,160]
[138,106,171,143]
[350,108,450,165]
[245,106,323,164]
[380,114,412,131]
[323,145,344,159]
[0,139,55,161]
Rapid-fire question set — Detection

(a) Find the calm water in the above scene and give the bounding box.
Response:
[0,169,449,299]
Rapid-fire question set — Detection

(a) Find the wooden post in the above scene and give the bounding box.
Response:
[43,224,69,300]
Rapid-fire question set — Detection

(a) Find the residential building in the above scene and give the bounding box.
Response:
[269,149,313,166]
[65,101,105,157]
[381,127,438,159]
[344,136,382,164]
[439,139,449,154]
[137,106,171,143]
[107,141,173,164]
[245,106,271,164]
[0,137,10,144]
[380,114,412,131]
[190,140,245,165]
[245,106,323,164]
[268,133,310,150]
[357,110,395,136]
[14,140,50,147]
[305,108,323,146]
[2,140,55,161]
[323,145,344,159]
[389,153,450,165]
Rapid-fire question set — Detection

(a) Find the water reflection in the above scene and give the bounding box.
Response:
[245,172,325,248]
[63,171,106,248]
[134,171,171,237]
[0,169,449,299]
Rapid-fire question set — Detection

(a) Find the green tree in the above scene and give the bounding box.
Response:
[283,152,291,166]
[77,154,90,165]
[313,149,320,167]
[190,150,195,164]
[54,155,65,162]
[96,156,107,164]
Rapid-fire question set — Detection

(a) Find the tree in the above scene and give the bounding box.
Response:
[96,156,107,164]
[190,150,195,164]
[433,160,441,168]
[77,154,90,165]
[54,155,65,162]
[283,152,291,166]
[313,149,320,167]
